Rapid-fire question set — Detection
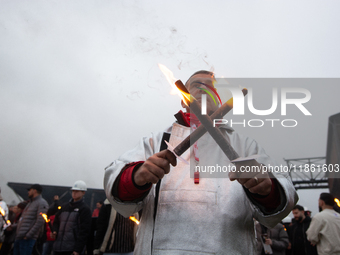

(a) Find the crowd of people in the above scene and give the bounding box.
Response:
[1,70,340,254]
[1,183,340,255]
[255,193,340,255]
[0,182,137,255]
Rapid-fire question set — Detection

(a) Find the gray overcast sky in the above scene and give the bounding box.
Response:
[1,0,339,215]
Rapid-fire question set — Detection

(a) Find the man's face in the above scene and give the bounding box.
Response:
[12,206,19,214]
[292,209,305,222]
[183,74,220,115]
[72,190,85,202]
[28,188,34,199]
[96,202,102,209]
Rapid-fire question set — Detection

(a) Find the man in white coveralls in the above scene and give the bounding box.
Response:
[104,70,298,254]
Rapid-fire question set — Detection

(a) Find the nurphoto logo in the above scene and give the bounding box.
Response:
[200,79,312,128]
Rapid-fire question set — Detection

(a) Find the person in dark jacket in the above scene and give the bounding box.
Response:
[52,180,91,255]
[13,184,48,255]
[290,205,317,255]
[256,222,289,255]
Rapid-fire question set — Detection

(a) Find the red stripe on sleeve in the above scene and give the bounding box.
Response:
[118,161,151,201]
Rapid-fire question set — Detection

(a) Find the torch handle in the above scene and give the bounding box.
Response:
[48,222,53,232]
[188,100,240,161]
[174,80,244,161]
[173,89,247,156]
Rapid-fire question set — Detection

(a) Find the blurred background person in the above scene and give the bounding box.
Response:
[13,184,48,255]
[41,195,60,255]
[256,221,289,255]
[52,180,91,255]
[92,201,103,218]
[290,205,317,255]
[281,217,292,255]
[0,188,9,246]
[87,201,104,255]
[47,196,61,217]
[0,204,19,255]
[307,193,340,255]
[0,200,27,255]
[93,199,138,255]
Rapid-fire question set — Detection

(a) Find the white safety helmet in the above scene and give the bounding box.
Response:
[71,180,87,191]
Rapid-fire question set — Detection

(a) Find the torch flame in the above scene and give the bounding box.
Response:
[40,213,50,223]
[158,63,192,106]
[335,198,340,207]
[7,220,10,224]
[129,216,140,225]
[158,64,176,89]
[0,206,5,217]
[58,206,61,210]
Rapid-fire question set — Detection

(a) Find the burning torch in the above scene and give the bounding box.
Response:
[174,79,241,160]
[129,216,140,225]
[335,198,340,207]
[158,64,249,163]
[40,213,53,232]
[0,205,9,226]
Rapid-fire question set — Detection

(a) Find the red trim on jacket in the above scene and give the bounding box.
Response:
[118,161,150,201]
[118,163,280,210]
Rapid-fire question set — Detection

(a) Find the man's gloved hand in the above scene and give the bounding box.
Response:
[229,160,272,196]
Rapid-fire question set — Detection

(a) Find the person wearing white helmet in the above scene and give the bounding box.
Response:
[52,180,92,255]
[71,180,87,202]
